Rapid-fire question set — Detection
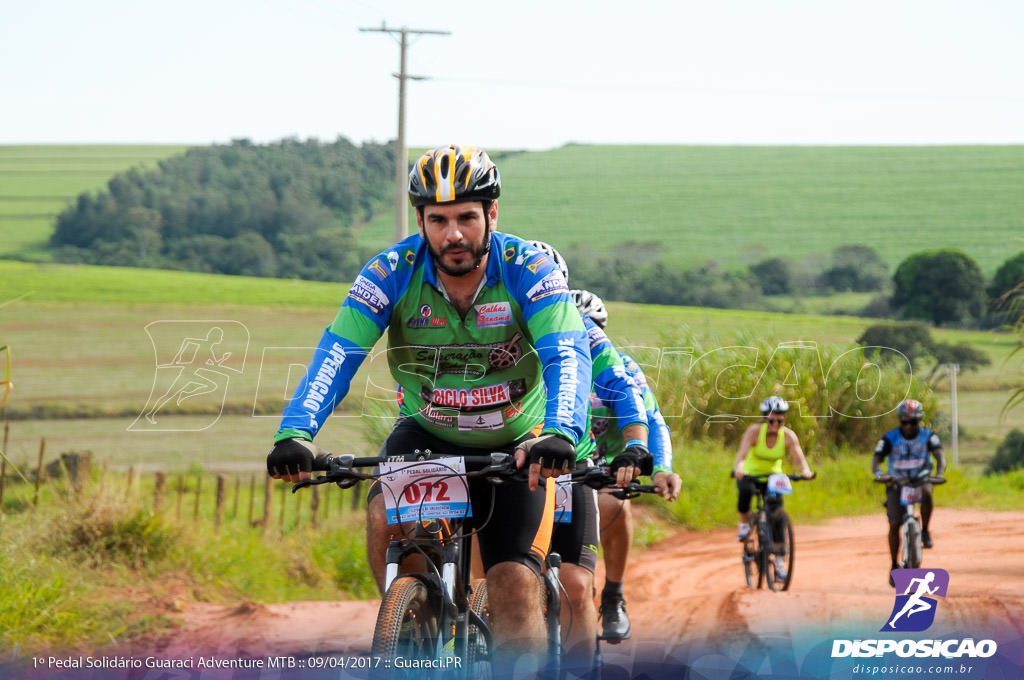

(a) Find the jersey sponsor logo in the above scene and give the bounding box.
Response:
[475,302,512,328]
[458,410,504,431]
[348,275,389,315]
[386,251,400,271]
[526,271,569,303]
[586,324,609,350]
[555,337,580,426]
[368,259,389,280]
[407,317,448,329]
[503,401,524,419]
[407,335,525,378]
[407,303,447,329]
[418,404,455,428]
[427,383,513,409]
[300,342,347,414]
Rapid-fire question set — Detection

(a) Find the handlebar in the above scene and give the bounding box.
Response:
[730,471,816,481]
[874,474,946,486]
[293,450,658,498]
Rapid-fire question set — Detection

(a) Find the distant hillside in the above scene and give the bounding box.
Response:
[358,144,1024,277]
[5,143,1023,279]
[46,138,392,282]
[0,145,188,258]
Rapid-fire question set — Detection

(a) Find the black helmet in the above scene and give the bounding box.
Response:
[760,396,789,415]
[571,289,608,328]
[408,145,501,207]
[896,399,924,421]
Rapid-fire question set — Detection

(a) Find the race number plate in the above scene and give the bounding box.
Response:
[767,473,794,495]
[900,485,923,506]
[554,474,573,524]
[378,457,471,524]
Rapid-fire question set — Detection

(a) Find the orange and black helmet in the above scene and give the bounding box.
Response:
[408,145,501,207]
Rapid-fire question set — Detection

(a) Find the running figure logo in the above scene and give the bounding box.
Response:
[130,321,249,431]
[881,568,949,632]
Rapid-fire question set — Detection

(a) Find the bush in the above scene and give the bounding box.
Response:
[856,322,934,367]
[653,329,936,453]
[986,429,1024,475]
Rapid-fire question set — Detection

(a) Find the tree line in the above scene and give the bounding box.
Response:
[47,137,1024,326]
[50,137,393,282]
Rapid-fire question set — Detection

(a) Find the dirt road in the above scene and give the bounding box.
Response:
[160,509,1024,673]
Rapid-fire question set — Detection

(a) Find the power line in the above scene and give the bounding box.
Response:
[359,22,450,241]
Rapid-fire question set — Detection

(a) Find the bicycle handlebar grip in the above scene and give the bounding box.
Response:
[312,453,334,471]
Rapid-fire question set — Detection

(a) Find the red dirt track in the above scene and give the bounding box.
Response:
[162,509,1024,661]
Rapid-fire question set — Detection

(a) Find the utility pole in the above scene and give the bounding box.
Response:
[360,22,450,241]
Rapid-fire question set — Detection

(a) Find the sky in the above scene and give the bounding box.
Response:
[2,0,1024,149]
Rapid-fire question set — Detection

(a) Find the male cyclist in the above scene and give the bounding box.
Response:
[573,288,681,642]
[732,396,814,582]
[871,399,946,586]
[524,246,652,666]
[266,145,593,667]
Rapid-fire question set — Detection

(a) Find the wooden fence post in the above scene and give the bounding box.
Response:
[310,485,319,529]
[193,474,203,522]
[248,476,256,527]
[231,476,240,521]
[33,437,45,508]
[175,474,184,521]
[262,476,273,535]
[125,464,135,499]
[154,471,167,512]
[214,475,226,530]
[278,482,287,530]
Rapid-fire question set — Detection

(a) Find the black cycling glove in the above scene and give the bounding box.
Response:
[610,443,654,477]
[519,433,577,472]
[267,437,315,476]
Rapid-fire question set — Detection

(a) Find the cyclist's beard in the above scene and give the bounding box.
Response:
[428,232,491,277]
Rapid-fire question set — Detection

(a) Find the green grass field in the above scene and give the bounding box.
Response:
[0,145,189,256]
[2,260,1020,480]
[361,145,1024,276]
[4,144,1024,277]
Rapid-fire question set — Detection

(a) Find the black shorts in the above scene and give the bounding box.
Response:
[885,483,933,525]
[367,417,554,574]
[550,461,600,573]
[736,477,783,515]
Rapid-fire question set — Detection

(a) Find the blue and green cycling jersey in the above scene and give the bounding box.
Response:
[591,352,673,475]
[276,232,592,448]
[575,318,648,461]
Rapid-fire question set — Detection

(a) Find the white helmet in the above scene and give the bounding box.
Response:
[760,395,789,415]
[571,289,608,328]
[526,240,569,284]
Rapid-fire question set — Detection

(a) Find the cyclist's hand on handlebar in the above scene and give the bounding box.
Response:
[267,437,317,482]
[653,471,682,502]
[732,466,746,480]
[610,444,653,487]
[514,433,577,491]
[801,469,815,480]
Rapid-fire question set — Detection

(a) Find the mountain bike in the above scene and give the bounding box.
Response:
[735,472,814,592]
[294,451,654,679]
[874,472,946,570]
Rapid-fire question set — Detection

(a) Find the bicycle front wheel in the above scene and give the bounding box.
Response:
[467,578,492,677]
[372,576,441,668]
[766,510,795,591]
[903,519,922,569]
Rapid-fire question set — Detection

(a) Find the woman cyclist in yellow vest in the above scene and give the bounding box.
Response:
[732,396,814,579]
